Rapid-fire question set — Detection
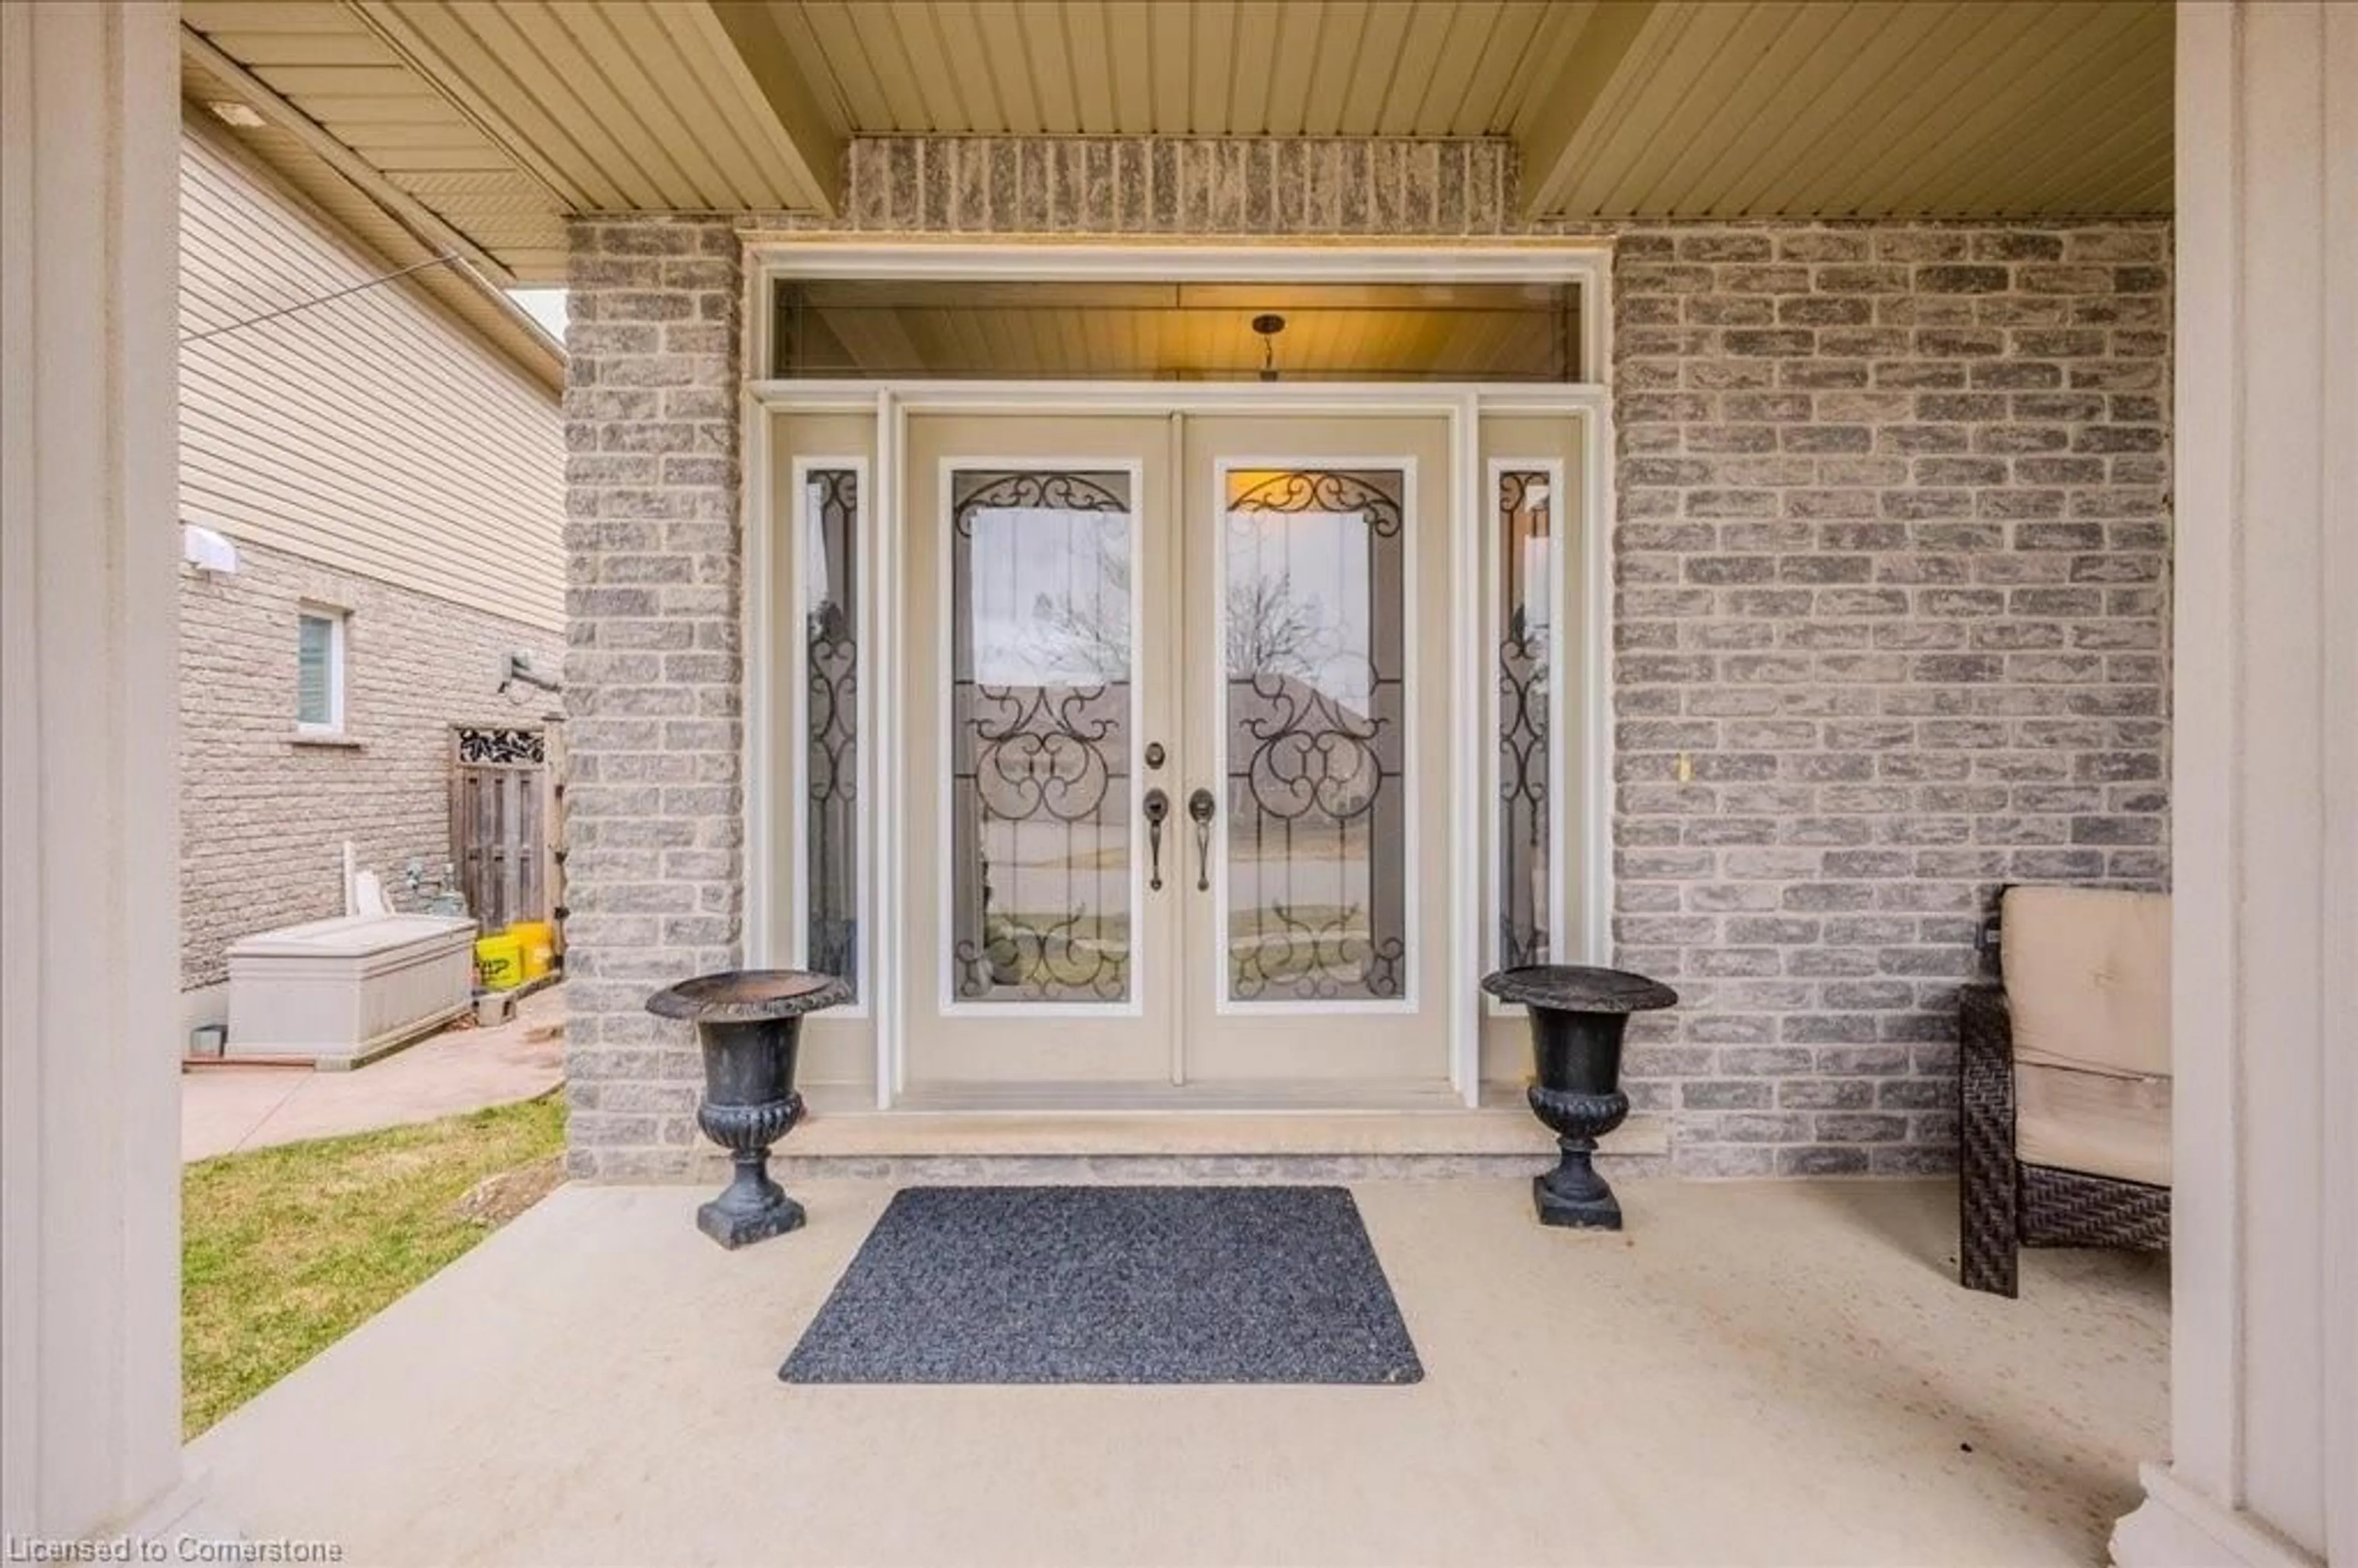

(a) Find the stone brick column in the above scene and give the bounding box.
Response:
[561,217,744,1178]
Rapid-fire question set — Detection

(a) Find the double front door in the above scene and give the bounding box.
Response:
[898,413,1453,1091]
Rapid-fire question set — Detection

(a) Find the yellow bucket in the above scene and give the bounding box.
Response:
[511,920,556,981]
[474,933,524,991]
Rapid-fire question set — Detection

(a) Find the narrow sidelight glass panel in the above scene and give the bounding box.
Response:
[804,467,860,994]
[1496,469,1553,969]
[949,470,1134,1003]
[1221,468,1408,1003]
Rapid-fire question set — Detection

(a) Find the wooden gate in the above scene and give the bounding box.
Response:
[450,726,561,936]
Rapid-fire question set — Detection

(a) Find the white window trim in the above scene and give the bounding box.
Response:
[295,604,348,737]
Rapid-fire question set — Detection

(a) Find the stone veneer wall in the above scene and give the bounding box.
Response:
[562,138,2169,1178]
[179,537,564,993]
[1601,227,2168,1175]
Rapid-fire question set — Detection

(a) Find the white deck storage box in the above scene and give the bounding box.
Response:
[225,913,478,1069]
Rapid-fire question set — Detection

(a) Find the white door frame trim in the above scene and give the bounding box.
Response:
[741,239,1614,1110]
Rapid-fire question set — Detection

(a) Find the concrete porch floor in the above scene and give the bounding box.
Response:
[190,1178,2166,1568]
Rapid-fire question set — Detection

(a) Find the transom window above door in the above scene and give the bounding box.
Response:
[769,279,1586,382]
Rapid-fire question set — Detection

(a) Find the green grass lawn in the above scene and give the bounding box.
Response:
[182,1093,566,1437]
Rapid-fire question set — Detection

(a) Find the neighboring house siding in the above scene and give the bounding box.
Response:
[177,123,567,996]
[178,125,564,632]
[561,139,2169,1179]
[178,541,564,990]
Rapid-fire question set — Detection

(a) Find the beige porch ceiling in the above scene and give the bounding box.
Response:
[181,1,2173,286]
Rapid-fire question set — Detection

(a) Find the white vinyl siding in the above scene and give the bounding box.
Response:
[177,127,564,631]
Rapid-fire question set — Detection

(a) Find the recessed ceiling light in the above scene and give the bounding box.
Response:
[207,100,265,128]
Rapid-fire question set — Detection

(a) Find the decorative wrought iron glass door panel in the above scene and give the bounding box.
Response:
[900,416,1180,1087]
[1219,467,1409,1004]
[1179,416,1455,1086]
[1495,465,1552,971]
[804,464,861,989]
[949,468,1135,1004]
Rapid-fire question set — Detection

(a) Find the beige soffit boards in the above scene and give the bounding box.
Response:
[181,0,2173,290]
[337,0,839,213]
[773,0,2169,216]
[1519,0,2174,219]
[181,0,844,281]
[181,2,572,278]
[768,0,1592,138]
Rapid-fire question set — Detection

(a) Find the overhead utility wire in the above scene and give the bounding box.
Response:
[179,254,462,344]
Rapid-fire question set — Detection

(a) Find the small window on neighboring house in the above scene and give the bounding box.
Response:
[296,608,346,734]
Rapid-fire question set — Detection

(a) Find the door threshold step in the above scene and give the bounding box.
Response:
[776,1107,1667,1163]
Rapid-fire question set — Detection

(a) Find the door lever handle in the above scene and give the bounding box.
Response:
[1186,787,1216,892]
[1143,788,1170,890]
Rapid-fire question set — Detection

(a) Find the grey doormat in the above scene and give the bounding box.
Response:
[779,1185,1423,1385]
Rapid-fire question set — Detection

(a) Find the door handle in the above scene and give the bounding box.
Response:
[1186,787,1216,892]
[1143,787,1170,890]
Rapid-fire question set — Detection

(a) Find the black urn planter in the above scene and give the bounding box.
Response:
[1481,965,1678,1230]
[646,969,850,1249]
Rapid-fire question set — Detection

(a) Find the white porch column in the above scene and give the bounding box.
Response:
[2112,3,2356,1566]
[0,0,187,1543]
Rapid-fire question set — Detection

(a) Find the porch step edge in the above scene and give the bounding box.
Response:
[777,1110,1668,1162]
[764,1149,1668,1183]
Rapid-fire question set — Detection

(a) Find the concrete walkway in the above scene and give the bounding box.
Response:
[181,984,565,1162]
[192,1178,2166,1567]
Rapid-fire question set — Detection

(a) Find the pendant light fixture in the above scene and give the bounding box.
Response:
[1252,313,1286,382]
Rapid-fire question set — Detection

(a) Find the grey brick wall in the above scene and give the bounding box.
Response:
[1605,224,2171,1177]
[179,537,564,991]
[561,217,744,1177]
[562,143,2170,1179]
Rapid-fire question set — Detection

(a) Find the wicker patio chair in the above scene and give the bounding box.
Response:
[1959,885,2172,1297]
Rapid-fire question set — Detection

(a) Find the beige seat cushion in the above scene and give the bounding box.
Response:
[2000,885,2171,1079]
[2016,1062,2171,1187]
[1999,884,2171,1188]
